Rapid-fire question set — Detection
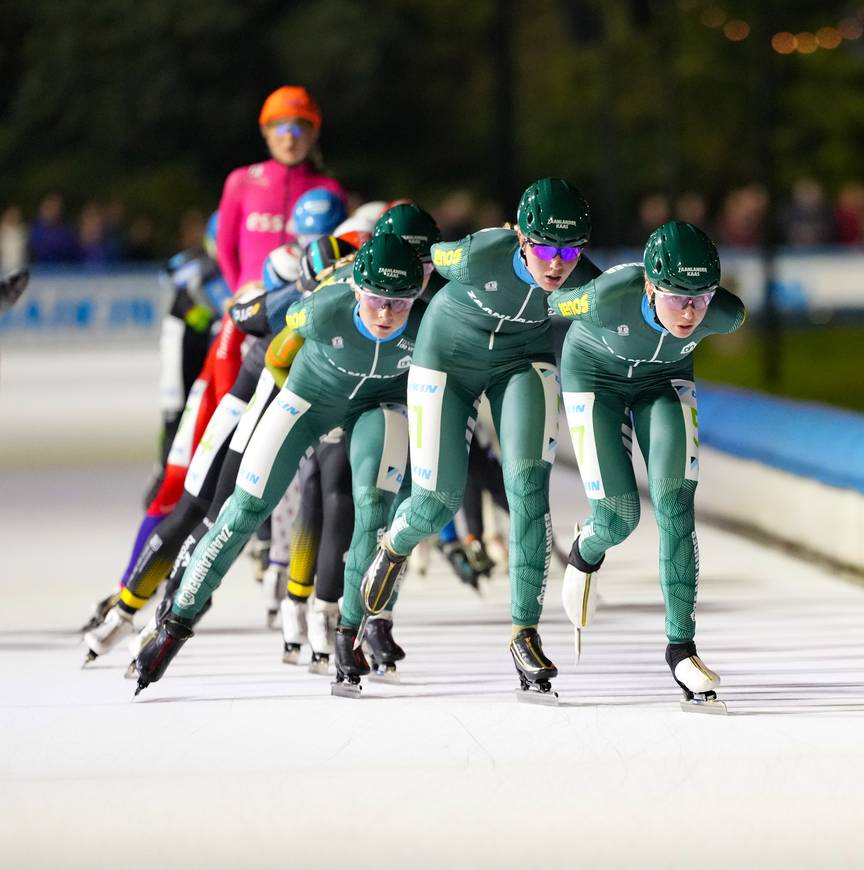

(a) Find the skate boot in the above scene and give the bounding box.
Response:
[280,596,308,664]
[510,628,559,705]
[262,563,287,628]
[363,612,405,683]
[666,642,726,715]
[357,538,408,646]
[83,606,135,666]
[80,591,121,633]
[331,624,370,698]
[247,536,270,584]
[134,617,194,696]
[437,540,480,591]
[409,537,431,577]
[307,600,339,674]
[464,538,495,577]
[125,613,158,679]
[561,537,604,662]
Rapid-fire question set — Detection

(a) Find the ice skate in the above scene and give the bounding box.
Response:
[80,591,121,633]
[331,624,369,698]
[666,641,726,715]
[363,612,404,683]
[437,540,480,591]
[280,597,308,664]
[262,563,287,628]
[409,537,431,577]
[125,613,158,678]
[307,600,338,675]
[247,536,270,584]
[464,538,495,577]
[510,628,558,705]
[356,539,408,650]
[82,606,135,665]
[561,537,604,662]
[134,617,194,696]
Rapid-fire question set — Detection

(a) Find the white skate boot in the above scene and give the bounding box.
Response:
[125,613,158,679]
[666,642,726,715]
[307,600,339,675]
[561,536,604,662]
[83,606,135,666]
[280,597,308,664]
[262,563,287,628]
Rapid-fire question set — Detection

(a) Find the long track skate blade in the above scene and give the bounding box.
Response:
[369,667,399,684]
[81,650,98,668]
[330,680,362,699]
[680,698,727,715]
[353,616,369,651]
[575,628,581,663]
[124,660,138,680]
[515,688,559,707]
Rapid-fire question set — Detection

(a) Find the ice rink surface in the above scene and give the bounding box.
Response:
[3,463,864,870]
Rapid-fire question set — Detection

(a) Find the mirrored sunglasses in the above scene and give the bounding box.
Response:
[653,288,716,310]
[361,293,414,313]
[526,239,583,262]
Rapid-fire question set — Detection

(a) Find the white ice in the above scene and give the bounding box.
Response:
[2,348,864,869]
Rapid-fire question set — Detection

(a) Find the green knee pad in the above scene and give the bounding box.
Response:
[342,486,396,629]
[578,492,641,565]
[503,459,552,626]
[390,488,461,555]
[649,477,698,643]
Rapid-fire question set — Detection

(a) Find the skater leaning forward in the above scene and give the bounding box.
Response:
[133,233,425,695]
[355,177,602,700]
[552,220,745,712]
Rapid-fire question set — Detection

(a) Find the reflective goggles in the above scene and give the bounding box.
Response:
[358,292,415,313]
[653,287,716,310]
[525,238,583,262]
[269,120,309,138]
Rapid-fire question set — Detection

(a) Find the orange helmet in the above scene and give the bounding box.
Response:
[259,86,322,131]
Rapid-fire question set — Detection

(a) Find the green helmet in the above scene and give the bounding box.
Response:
[516,177,591,245]
[643,221,720,294]
[352,233,423,298]
[373,203,442,262]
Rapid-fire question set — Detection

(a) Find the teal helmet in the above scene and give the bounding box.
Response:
[372,203,442,262]
[352,233,423,298]
[516,177,591,245]
[643,221,720,294]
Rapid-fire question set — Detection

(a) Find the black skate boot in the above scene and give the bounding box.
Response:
[437,540,481,591]
[464,538,495,577]
[363,614,405,683]
[666,641,726,715]
[510,628,559,705]
[134,617,195,696]
[80,591,121,633]
[356,540,408,646]
[331,624,370,698]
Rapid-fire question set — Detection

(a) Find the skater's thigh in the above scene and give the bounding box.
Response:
[487,361,559,467]
[237,385,332,507]
[347,404,408,497]
[631,379,699,484]
[562,385,637,499]
[405,365,476,494]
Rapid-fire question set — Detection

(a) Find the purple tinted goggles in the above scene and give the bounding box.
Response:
[361,293,414,313]
[526,238,583,262]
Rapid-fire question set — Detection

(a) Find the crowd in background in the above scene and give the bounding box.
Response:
[4,178,864,273]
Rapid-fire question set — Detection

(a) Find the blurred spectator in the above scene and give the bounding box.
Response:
[674,191,708,229]
[178,209,206,251]
[834,182,864,245]
[780,178,833,246]
[103,197,127,259]
[125,215,157,260]
[1,205,28,270]
[475,199,506,230]
[29,192,80,262]
[630,193,670,243]
[435,190,477,240]
[716,183,768,247]
[79,201,117,267]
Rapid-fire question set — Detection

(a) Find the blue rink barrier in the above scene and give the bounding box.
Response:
[699,383,864,495]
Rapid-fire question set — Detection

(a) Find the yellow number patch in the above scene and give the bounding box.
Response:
[285,309,307,330]
[557,294,589,317]
[432,247,463,267]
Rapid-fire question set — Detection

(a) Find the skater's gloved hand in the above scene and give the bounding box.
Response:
[184,304,214,333]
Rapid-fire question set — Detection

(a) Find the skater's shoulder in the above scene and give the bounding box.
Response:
[703,285,746,333]
[430,227,516,285]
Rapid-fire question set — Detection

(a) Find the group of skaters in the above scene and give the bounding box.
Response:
[79,85,745,713]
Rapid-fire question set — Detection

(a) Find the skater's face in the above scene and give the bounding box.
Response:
[354,290,413,339]
[517,228,581,292]
[262,117,318,166]
[645,280,711,337]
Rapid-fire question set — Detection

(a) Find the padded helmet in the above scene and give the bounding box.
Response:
[352,234,423,298]
[292,187,347,239]
[372,203,442,262]
[262,245,302,292]
[298,235,358,292]
[643,221,721,294]
[516,177,591,245]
